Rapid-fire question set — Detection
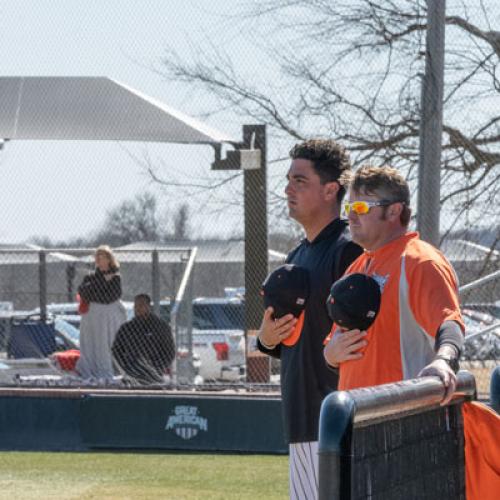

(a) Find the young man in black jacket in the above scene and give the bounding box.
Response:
[112,294,175,385]
[257,139,362,500]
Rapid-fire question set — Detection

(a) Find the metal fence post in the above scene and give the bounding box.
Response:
[65,263,76,303]
[170,247,198,385]
[417,0,446,247]
[243,124,269,383]
[39,250,47,321]
[243,124,268,330]
[152,249,160,316]
[186,258,194,361]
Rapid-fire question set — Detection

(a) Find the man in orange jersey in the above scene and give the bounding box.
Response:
[324,165,464,404]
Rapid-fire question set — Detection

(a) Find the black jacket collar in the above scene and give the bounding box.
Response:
[304,218,347,246]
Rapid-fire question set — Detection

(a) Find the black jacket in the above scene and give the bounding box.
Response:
[78,268,122,304]
[258,219,363,443]
[112,313,175,383]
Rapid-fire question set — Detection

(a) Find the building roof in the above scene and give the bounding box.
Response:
[118,240,287,263]
[0,240,286,264]
[0,238,494,265]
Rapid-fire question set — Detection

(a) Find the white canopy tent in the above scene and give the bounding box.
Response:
[0,76,267,334]
[0,76,235,144]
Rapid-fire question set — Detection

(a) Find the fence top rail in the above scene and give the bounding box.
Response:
[0,247,194,254]
[0,387,282,399]
[459,269,500,294]
[464,322,500,341]
[347,370,475,425]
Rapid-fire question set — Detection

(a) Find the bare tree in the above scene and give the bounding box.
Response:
[93,192,162,246]
[156,0,499,254]
[93,192,194,246]
[173,203,190,240]
[30,192,193,247]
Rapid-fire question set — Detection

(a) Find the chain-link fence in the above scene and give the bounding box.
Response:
[154,1,499,395]
[0,246,497,396]
[0,247,195,389]
[459,270,500,398]
[0,247,281,391]
[0,2,498,399]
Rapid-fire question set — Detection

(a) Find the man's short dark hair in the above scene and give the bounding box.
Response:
[289,139,351,203]
[135,294,151,305]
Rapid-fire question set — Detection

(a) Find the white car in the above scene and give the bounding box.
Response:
[33,298,247,383]
[190,298,245,382]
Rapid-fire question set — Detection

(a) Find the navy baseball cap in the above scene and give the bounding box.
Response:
[261,264,309,320]
[326,273,381,331]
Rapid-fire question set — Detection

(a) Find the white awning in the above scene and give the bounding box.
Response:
[0,77,235,144]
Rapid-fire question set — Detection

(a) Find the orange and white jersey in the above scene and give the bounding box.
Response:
[337,232,464,391]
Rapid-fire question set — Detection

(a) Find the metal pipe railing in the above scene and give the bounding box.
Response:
[170,247,198,385]
[463,322,500,342]
[318,371,476,500]
[459,269,500,296]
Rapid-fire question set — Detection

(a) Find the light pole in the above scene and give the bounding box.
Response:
[212,124,269,382]
[417,0,446,247]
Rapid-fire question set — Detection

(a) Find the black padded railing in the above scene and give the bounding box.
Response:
[318,371,476,500]
[491,365,500,413]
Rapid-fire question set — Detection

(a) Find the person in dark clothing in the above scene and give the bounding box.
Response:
[257,139,363,500]
[78,267,122,304]
[112,294,175,384]
[76,245,127,380]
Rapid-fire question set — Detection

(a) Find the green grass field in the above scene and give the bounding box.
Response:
[0,451,288,499]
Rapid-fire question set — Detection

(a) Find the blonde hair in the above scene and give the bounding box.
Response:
[95,245,120,270]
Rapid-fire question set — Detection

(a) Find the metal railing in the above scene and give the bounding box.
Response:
[170,247,197,385]
[318,371,476,500]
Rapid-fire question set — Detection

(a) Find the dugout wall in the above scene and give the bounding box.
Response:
[318,371,477,500]
[0,389,286,453]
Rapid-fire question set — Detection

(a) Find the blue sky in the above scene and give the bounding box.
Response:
[0,0,269,243]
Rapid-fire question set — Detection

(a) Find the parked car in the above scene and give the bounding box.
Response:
[54,317,80,348]
[43,301,135,322]
[462,308,500,361]
[28,296,246,383]
[0,313,80,384]
[46,302,79,316]
[122,296,245,382]
[190,297,246,381]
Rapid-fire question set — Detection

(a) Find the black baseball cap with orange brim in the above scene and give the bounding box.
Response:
[261,264,309,346]
[326,273,381,331]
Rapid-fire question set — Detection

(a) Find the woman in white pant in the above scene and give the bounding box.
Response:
[76,245,127,380]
